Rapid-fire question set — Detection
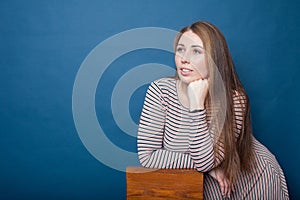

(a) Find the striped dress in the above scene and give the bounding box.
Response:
[137,77,289,199]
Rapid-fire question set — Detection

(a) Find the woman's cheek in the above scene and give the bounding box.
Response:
[192,60,209,79]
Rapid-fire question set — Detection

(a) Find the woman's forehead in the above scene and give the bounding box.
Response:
[178,30,203,47]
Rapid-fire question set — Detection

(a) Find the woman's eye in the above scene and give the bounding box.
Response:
[193,49,202,55]
[176,47,185,53]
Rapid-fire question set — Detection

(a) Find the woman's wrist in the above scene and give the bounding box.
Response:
[189,102,205,112]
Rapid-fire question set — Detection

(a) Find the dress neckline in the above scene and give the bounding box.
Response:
[175,79,190,111]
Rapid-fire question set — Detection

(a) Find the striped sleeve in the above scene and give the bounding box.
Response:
[137,82,194,169]
[188,91,247,172]
[188,110,215,172]
[137,80,246,172]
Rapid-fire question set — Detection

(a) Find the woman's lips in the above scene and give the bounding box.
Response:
[180,67,193,76]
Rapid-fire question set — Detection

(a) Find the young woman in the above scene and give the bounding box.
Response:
[137,21,289,199]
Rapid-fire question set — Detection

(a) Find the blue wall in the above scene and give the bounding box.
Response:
[1,0,299,199]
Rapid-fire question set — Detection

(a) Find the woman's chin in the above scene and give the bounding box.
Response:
[179,77,198,85]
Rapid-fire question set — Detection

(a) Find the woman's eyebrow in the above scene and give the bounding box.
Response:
[177,43,204,49]
[191,44,204,49]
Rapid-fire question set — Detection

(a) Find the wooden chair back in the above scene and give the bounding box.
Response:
[126,166,204,200]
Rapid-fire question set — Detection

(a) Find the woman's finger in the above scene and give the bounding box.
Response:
[219,179,225,196]
[224,178,229,197]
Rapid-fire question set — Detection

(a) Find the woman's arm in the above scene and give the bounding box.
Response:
[188,91,246,172]
[188,109,215,172]
[138,81,244,172]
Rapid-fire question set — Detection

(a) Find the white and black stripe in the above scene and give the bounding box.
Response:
[137,77,289,199]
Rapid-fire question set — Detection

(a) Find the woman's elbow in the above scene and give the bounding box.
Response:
[138,151,150,167]
[194,162,214,172]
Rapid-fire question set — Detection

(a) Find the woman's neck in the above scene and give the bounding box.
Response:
[177,80,189,108]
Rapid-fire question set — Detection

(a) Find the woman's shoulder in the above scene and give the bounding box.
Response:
[151,77,176,89]
[153,77,176,84]
[232,89,248,108]
[147,77,177,96]
[232,89,247,99]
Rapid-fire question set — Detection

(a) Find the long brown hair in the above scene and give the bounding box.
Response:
[174,21,256,185]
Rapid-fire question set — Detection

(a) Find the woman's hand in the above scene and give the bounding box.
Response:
[208,167,233,198]
[187,79,209,112]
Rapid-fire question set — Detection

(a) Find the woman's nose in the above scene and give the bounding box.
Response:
[181,51,191,63]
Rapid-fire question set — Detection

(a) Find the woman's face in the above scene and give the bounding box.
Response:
[175,30,208,84]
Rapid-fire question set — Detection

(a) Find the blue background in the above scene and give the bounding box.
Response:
[1,0,299,199]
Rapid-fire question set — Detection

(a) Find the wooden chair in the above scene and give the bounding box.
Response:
[126,166,204,200]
